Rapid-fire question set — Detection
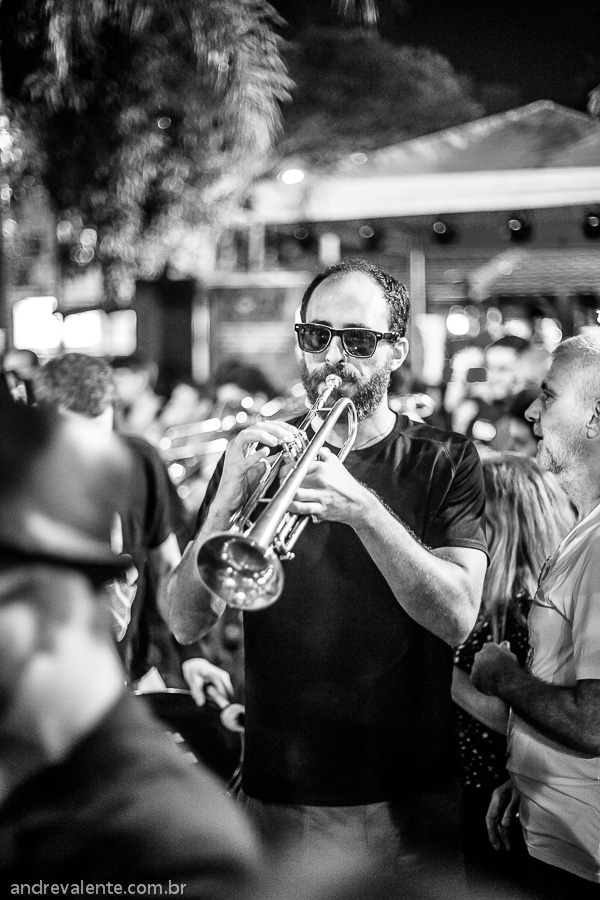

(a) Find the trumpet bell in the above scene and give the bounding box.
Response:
[197,533,284,611]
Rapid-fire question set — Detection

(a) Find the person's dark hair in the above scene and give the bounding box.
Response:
[299,258,410,338]
[166,376,211,399]
[484,335,530,357]
[213,360,278,400]
[111,353,152,373]
[111,353,159,389]
[34,353,116,417]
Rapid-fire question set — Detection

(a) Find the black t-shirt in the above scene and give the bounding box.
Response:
[197,413,487,805]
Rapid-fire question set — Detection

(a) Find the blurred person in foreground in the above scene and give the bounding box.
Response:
[0,396,262,892]
[167,258,488,880]
[33,353,232,707]
[452,453,576,893]
[471,333,600,895]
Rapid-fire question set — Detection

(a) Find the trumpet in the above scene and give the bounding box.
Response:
[196,375,357,611]
[160,392,309,464]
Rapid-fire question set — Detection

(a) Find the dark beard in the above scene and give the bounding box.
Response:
[299,359,393,422]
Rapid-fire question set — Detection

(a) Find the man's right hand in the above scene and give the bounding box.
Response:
[167,419,302,645]
[486,779,520,851]
[215,420,301,515]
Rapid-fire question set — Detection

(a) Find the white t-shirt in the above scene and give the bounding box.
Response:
[508,502,600,882]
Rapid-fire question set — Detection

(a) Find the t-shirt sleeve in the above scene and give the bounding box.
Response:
[427,437,488,557]
[194,453,226,534]
[572,535,600,680]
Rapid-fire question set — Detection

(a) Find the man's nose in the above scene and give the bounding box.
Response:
[325,335,345,365]
[525,398,539,422]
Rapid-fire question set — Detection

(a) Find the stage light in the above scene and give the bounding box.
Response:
[583,212,600,239]
[292,225,317,252]
[279,169,305,185]
[446,306,470,336]
[432,219,455,244]
[506,216,532,242]
[358,223,382,251]
[319,232,341,266]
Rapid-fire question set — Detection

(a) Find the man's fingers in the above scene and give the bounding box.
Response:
[486,784,514,852]
[289,500,326,519]
[498,821,512,851]
[485,806,503,852]
[188,675,206,707]
[289,487,326,519]
[293,487,326,503]
[234,422,300,452]
[238,447,271,471]
[209,671,234,699]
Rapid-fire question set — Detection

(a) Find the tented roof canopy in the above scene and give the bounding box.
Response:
[252,101,600,223]
[334,101,600,176]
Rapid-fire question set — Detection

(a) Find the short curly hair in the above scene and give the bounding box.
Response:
[34,353,116,418]
[299,258,410,337]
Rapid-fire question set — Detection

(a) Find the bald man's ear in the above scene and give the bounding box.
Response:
[587,398,600,438]
[390,338,409,372]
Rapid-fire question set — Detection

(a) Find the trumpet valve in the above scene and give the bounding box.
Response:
[273,534,295,562]
[281,432,307,462]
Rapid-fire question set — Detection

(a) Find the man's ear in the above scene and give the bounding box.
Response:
[587,398,600,438]
[390,338,409,372]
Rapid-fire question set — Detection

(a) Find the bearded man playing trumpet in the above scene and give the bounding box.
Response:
[167,258,488,881]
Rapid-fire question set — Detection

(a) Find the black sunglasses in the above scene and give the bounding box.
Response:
[295,323,400,359]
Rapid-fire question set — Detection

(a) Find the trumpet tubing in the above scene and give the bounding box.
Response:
[196,375,358,611]
[160,391,308,464]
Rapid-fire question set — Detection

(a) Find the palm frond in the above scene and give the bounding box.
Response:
[36,0,291,155]
[6,0,293,279]
[332,0,378,27]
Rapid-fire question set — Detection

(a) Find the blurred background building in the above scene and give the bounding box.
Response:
[1,0,599,399]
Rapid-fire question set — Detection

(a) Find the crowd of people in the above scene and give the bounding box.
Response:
[1,257,599,898]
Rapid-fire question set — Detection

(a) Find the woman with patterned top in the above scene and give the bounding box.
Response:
[452,453,576,891]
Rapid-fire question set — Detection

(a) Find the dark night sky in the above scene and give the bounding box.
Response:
[273,0,600,113]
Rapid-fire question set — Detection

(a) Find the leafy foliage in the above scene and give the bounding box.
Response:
[331,0,378,27]
[279,27,483,166]
[0,0,291,284]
